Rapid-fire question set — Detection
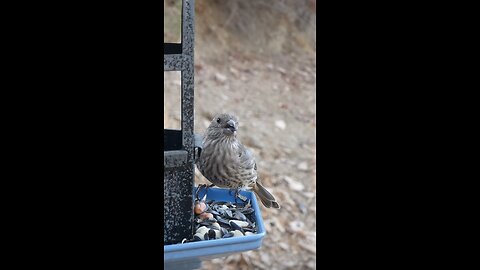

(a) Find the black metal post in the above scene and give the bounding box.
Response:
[163,0,195,245]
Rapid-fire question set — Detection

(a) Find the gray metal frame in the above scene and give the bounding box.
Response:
[164,0,196,245]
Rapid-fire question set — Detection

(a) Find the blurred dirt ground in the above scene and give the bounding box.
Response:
[165,1,316,269]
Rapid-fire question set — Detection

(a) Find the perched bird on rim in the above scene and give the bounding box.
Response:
[196,113,280,209]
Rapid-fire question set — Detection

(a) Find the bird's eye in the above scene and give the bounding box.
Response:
[216,118,221,123]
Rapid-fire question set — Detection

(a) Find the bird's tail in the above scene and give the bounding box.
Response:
[252,181,280,209]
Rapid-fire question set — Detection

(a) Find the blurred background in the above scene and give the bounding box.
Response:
[164,0,316,269]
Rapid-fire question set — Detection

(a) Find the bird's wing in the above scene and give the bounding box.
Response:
[238,143,257,172]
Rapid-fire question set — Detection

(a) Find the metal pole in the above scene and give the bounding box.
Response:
[163,0,195,245]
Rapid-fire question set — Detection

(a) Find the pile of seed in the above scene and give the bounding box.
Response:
[180,196,258,244]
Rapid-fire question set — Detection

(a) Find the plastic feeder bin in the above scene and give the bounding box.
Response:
[164,187,266,269]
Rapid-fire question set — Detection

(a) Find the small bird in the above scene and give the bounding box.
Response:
[196,113,280,209]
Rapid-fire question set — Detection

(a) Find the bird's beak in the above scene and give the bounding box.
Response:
[226,120,237,132]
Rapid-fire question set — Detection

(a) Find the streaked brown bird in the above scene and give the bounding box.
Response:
[196,113,280,209]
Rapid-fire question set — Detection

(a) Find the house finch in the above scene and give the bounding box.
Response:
[196,113,280,209]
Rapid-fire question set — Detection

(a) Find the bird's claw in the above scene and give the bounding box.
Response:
[237,193,248,202]
[196,184,216,201]
[233,188,248,204]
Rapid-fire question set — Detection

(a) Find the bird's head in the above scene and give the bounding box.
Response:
[207,113,239,137]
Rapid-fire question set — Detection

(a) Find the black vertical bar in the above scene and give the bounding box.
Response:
[181,0,196,240]
[181,0,195,157]
[163,0,195,245]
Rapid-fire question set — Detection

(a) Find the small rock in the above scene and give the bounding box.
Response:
[284,260,297,268]
[283,176,305,191]
[229,67,239,75]
[299,242,316,254]
[275,120,286,130]
[306,260,316,269]
[215,73,227,83]
[297,161,309,171]
[260,253,272,265]
[304,192,315,199]
[275,222,286,233]
[263,221,272,232]
[288,220,305,233]
[298,202,308,214]
[251,260,267,270]
[279,242,289,250]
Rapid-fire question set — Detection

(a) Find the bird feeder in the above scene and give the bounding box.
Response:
[164,188,266,269]
[164,1,265,269]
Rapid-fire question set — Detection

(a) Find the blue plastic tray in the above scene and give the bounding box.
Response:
[164,187,266,269]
